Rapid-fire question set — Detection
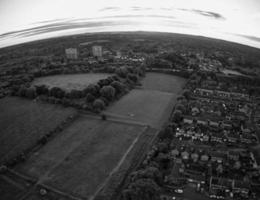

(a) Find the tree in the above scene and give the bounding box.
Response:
[35,85,49,95]
[69,89,83,99]
[25,87,36,99]
[158,126,173,140]
[93,99,105,111]
[175,104,186,113]
[49,87,65,98]
[17,85,27,97]
[127,73,138,83]
[156,152,171,170]
[183,89,191,100]
[123,178,160,200]
[97,78,111,88]
[115,66,128,78]
[130,167,163,185]
[172,110,183,123]
[85,93,95,103]
[84,84,100,97]
[111,81,126,94]
[100,85,116,101]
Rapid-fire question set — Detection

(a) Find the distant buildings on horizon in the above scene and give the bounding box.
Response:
[92,45,102,58]
[65,48,78,59]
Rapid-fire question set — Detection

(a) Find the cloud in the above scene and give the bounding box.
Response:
[0,19,139,40]
[236,34,260,42]
[0,14,194,42]
[179,8,225,20]
[131,6,152,11]
[99,7,121,12]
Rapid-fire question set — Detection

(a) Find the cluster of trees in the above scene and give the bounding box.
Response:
[146,57,172,69]
[122,124,177,200]
[171,90,191,124]
[146,52,189,70]
[15,65,145,112]
[33,63,92,77]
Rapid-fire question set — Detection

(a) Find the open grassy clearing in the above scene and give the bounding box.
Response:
[0,97,76,164]
[0,170,33,200]
[141,72,186,93]
[15,116,146,199]
[32,73,110,91]
[104,89,177,128]
[0,176,25,200]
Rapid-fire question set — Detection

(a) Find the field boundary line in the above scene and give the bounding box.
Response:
[36,121,106,185]
[6,168,37,183]
[79,111,149,127]
[89,126,149,200]
[39,183,85,200]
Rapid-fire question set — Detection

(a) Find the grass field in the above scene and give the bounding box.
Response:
[0,170,33,200]
[0,176,25,200]
[32,73,110,91]
[15,116,146,199]
[141,72,186,93]
[0,97,76,164]
[104,89,177,128]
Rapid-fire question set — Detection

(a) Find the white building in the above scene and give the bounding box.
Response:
[92,45,102,58]
[65,48,78,59]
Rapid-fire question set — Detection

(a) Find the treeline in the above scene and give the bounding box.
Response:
[120,90,190,200]
[13,65,145,112]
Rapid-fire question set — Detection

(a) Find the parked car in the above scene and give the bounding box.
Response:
[174,189,183,194]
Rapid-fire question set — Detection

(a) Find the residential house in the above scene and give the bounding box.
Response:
[232,180,250,197]
[228,151,240,161]
[211,152,226,163]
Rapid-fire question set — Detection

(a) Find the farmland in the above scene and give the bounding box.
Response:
[0,97,77,164]
[15,116,146,199]
[32,73,110,91]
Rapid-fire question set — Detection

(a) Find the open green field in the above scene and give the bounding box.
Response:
[104,73,186,128]
[0,97,76,164]
[104,89,178,128]
[141,72,186,93]
[15,116,146,199]
[0,176,25,200]
[32,73,110,91]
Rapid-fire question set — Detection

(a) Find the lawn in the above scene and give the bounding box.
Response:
[0,97,76,164]
[32,73,110,91]
[141,72,187,93]
[104,89,177,128]
[15,116,146,199]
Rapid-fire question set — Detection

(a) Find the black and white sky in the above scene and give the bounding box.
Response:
[0,0,260,48]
